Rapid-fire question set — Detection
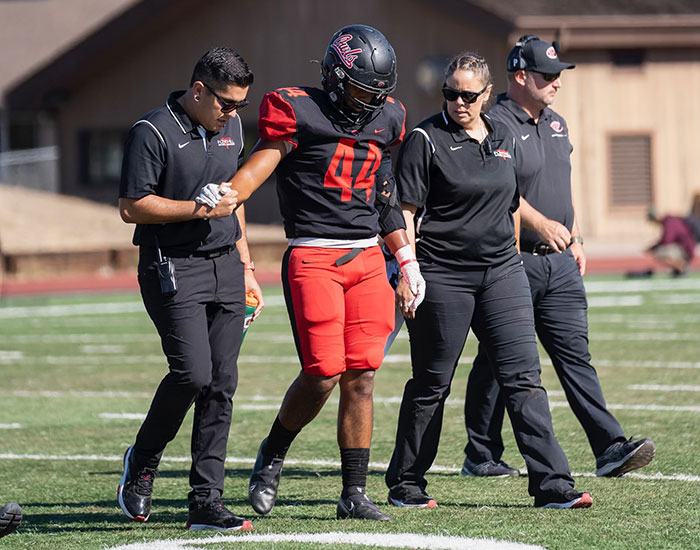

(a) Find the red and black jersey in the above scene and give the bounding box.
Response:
[258,86,406,239]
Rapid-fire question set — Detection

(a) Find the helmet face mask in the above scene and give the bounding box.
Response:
[321,24,397,127]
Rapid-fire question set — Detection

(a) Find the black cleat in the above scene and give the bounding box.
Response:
[596,437,656,477]
[248,438,284,515]
[186,500,253,531]
[461,457,520,477]
[337,490,392,520]
[117,445,156,522]
[0,502,22,538]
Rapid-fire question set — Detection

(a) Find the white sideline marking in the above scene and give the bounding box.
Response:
[106,532,545,550]
[584,278,700,293]
[9,390,152,398]
[587,295,643,307]
[80,344,127,354]
[0,423,21,429]
[549,401,700,412]
[1,452,698,483]
[590,332,698,341]
[7,353,698,371]
[628,384,700,392]
[595,359,700,370]
[99,413,146,420]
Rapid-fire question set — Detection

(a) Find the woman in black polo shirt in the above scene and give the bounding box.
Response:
[385,53,591,510]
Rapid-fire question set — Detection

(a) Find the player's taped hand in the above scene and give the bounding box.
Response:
[394,244,426,311]
[195,183,229,209]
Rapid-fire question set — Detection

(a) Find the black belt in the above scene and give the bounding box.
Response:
[145,245,232,259]
[335,248,363,266]
[526,242,556,256]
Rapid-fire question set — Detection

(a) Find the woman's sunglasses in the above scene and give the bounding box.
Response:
[441,83,489,104]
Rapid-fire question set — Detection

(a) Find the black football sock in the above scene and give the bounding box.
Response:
[340,447,370,498]
[261,415,300,458]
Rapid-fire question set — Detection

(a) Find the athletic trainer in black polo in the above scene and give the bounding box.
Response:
[463,36,655,479]
[117,47,262,531]
[385,52,592,510]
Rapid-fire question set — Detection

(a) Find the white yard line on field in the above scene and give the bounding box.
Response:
[628,384,700,392]
[584,278,700,293]
[0,423,21,429]
[106,532,546,550]
[1,452,698,483]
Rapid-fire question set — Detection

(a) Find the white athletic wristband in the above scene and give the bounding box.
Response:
[394,244,416,267]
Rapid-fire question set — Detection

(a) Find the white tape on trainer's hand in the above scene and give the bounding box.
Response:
[196,183,221,209]
[401,261,426,310]
[394,244,426,310]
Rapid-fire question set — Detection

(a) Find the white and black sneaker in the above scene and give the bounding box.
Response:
[461,457,520,477]
[337,489,392,521]
[387,488,437,508]
[117,445,156,522]
[186,500,252,531]
[535,490,593,509]
[596,438,656,477]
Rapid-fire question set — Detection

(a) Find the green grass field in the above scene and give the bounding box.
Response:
[1,274,699,549]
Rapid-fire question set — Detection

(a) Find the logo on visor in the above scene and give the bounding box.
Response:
[546,46,558,59]
[331,34,363,69]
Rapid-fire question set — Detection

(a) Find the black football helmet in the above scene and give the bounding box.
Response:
[321,24,397,127]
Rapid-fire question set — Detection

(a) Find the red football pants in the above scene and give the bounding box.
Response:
[282,246,395,376]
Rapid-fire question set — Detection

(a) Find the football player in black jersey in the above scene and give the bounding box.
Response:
[385,52,592,510]
[222,25,425,520]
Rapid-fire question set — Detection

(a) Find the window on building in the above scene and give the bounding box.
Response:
[79,129,127,186]
[610,49,646,67]
[608,134,653,207]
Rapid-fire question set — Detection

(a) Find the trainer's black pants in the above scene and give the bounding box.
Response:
[133,247,245,504]
[386,254,575,501]
[465,250,625,465]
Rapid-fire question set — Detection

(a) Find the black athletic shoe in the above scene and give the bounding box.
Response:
[596,437,656,477]
[535,490,593,509]
[387,488,437,508]
[337,491,392,520]
[117,445,156,522]
[461,457,520,477]
[186,501,253,531]
[0,502,22,538]
[248,438,285,515]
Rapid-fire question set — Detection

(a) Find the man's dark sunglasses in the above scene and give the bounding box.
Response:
[441,83,489,104]
[534,71,561,82]
[204,83,249,113]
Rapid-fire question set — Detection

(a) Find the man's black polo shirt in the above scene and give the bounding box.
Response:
[119,91,244,254]
[487,93,574,250]
[396,110,519,269]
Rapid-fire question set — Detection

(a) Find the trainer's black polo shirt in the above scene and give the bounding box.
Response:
[488,93,574,250]
[119,91,244,254]
[396,110,519,269]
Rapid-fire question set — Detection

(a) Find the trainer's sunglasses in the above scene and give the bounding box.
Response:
[441,83,489,104]
[533,71,561,82]
[204,83,249,113]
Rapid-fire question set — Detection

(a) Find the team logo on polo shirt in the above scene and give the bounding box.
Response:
[331,34,362,68]
[550,120,564,133]
[494,149,512,160]
[217,137,235,149]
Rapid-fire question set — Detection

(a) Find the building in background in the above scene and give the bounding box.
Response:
[2,0,700,242]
